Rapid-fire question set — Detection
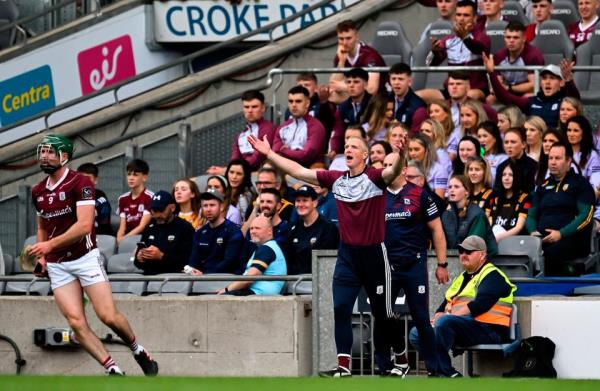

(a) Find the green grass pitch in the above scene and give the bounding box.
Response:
[1,376,600,391]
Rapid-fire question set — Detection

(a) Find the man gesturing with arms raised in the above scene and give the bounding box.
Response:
[248,132,405,377]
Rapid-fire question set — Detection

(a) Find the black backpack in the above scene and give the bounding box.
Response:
[503,336,557,378]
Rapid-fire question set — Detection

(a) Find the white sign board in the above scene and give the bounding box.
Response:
[0,6,183,146]
[153,0,361,42]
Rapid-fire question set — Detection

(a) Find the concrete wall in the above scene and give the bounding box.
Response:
[0,295,312,376]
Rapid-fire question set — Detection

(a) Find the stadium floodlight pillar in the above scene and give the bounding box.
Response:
[178,122,192,178]
[17,185,33,255]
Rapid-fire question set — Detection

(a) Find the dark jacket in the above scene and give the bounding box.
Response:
[442,203,498,256]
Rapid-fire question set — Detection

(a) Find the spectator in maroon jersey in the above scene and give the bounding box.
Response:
[116,159,153,244]
[568,0,600,49]
[525,0,554,42]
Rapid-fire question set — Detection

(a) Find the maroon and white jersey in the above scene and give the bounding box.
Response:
[568,18,599,48]
[317,167,386,246]
[117,188,153,233]
[32,169,97,263]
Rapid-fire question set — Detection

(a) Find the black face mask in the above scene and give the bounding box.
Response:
[40,163,60,174]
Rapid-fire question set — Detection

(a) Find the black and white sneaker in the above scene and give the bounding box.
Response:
[319,366,352,378]
[106,367,125,376]
[134,350,159,376]
[389,364,410,378]
[449,371,463,378]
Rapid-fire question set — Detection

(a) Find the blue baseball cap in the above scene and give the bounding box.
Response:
[151,190,175,211]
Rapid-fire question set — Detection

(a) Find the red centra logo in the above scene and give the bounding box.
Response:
[77,35,136,95]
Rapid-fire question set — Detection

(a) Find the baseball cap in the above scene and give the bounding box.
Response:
[540,64,562,80]
[457,236,487,252]
[151,190,175,211]
[200,188,224,203]
[295,185,318,200]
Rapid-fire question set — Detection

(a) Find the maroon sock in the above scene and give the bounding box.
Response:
[337,354,351,370]
[395,350,408,365]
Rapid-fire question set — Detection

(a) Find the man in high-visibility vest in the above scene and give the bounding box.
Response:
[409,235,516,377]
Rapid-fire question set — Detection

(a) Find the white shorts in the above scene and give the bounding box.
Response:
[47,248,109,290]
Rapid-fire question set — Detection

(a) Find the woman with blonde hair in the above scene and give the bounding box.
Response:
[427,99,454,140]
[448,99,488,160]
[385,121,409,152]
[361,93,395,143]
[558,96,584,133]
[524,115,547,162]
[497,105,525,135]
[419,118,451,174]
[408,134,448,198]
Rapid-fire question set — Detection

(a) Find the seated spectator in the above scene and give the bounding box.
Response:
[418,0,457,44]
[497,105,526,136]
[409,134,448,198]
[452,135,482,176]
[186,189,245,275]
[217,215,287,296]
[288,73,343,155]
[242,188,291,259]
[487,161,531,241]
[331,68,372,157]
[421,1,491,101]
[525,0,553,42]
[409,235,516,378]
[245,167,294,222]
[427,100,455,145]
[524,115,547,162]
[487,21,545,105]
[475,0,505,29]
[329,19,386,104]
[442,175,498,255]
[495,127,538,193]
[568,0,600,49]
[485,58,580,128]
[526,142,595,276]
[206,90,276,175]
[116,159,153,244]
[369,140,393,169]
[362,93,395,144]
[558,96,584,133]
[420,119,452,174]
[206,175,242,226]
[566,115,600,181]
[477,121,507,181]
[284,185,339,274]
[536,128,568,186]
[465,156,494,209]
[386,122,409,153]
[388,63,427,132]
[172,178,202,230]
[225,159,256,219]
[273,86,326,168]
[77,162,113,235]
[329,124,367,171]
[134,191,194,275]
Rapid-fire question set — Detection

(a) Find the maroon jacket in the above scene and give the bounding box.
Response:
[230,118,276,170]
[273,114,326,167]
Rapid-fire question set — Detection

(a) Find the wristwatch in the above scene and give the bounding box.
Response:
[437,262,449,268]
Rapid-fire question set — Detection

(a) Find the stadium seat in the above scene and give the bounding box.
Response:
[573,26,600,103]
[146,273,192,295]
[96,235,116,268]
[551,0,579,27]
[3,235,51,295]
[0,0,19,49]
[192,174,211,193]
[486,20,509,55]
[531,20,575,64]
[411,20,453,90]
[371,21,412,66]
[284,278,312,295]
[456,304,520,377]
[117,234,141,254]
[106,253,144,273]
[501,2,529,25]
[494,235,544,276]
[191,274,234,294]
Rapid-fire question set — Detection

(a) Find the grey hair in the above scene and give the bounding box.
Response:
[407,159,426,177]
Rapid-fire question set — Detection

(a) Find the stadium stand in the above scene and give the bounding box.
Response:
[145,273,192,296]
[492,236,544,277]
[371,21,412,66]
[96,234,116,269]
[191,275,234,295]
[106,253,146,295]
[117,234,142,254]
[0,0,18,49]
[531,19,575,63]
[551,0,580,27]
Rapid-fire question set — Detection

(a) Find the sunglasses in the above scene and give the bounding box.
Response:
[458,248,476,255]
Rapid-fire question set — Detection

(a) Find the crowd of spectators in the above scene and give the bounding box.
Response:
[70,1,600,298]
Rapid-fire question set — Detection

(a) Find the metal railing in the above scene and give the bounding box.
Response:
[0,274,312,296]
[0,0,350,138]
